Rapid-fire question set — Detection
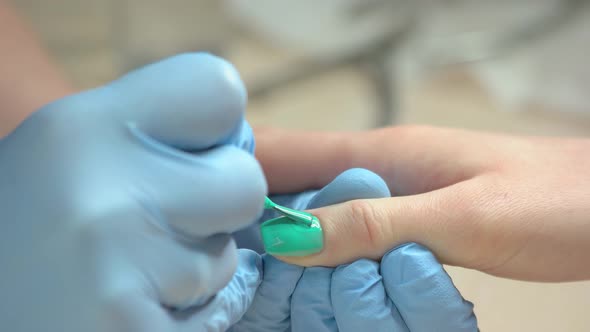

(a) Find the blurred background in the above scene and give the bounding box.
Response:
[11,0,590,330]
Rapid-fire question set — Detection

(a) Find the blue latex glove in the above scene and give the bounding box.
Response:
[0,53,267,332]
[231,168,478,331]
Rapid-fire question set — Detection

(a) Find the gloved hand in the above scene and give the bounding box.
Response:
[0,53,267,332]
[231,168,478,331]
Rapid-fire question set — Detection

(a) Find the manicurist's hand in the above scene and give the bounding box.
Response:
[0,53,266,332]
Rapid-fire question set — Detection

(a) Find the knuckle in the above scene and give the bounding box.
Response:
[347,199,383,254]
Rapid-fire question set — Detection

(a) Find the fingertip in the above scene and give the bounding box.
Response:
[265,168,395,267]
[332,259,380,285]
[380,243,442,285]
[291,267,337,331]
[110,52,248,150]
[186,52,247,123]
[380,243,479,331]
[157,52,247,108]
[188,146,267,235]
[331,259,406,331]
[308,168,390,209]
[271,169,392,267]
[197,52,247,105]
[230,254,303,332]
[269,200,380,268]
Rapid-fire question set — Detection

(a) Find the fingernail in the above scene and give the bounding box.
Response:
[260,215,323,256]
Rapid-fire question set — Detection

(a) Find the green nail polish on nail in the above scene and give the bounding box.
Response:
[261,197,324,256]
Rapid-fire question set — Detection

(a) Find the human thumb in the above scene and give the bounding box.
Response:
[277,186,473,268]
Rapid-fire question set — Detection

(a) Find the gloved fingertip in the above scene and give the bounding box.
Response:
[291,267,337,331]
[381,243,442,285]
[380,243,479,331]
[332,259,380,287]
[333,258,377,274]
[308,168,390,209]
[230,254,303,332]
[110,52,248,151]
[166,52,247,108]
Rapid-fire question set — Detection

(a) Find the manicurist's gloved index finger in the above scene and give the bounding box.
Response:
[0,52,268,332]
[381,244,478,332]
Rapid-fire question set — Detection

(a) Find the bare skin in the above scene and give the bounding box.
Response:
[255,126,590,282]
[0,1,72,137]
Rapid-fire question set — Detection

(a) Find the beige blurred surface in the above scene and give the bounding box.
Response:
[13,0,590,330]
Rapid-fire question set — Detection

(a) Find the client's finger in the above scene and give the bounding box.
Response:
[255,126,493,195]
